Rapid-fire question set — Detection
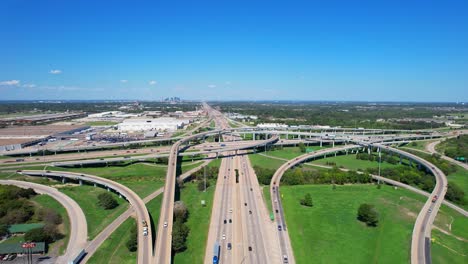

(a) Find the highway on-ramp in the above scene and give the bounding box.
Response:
[19,170,153,264]
[0,179,88,263]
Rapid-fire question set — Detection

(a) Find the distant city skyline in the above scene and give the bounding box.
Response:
[1,0,467,102]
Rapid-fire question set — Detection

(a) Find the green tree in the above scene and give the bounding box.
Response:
[174,201,188,222]
[172,219,190,252]
[445,183,465,204]
[97,193,118,210]
[300,193,313,207]
[357,203,379,227]
[126,222,138,252]
[0,224,9,237]
[298,142,306,153]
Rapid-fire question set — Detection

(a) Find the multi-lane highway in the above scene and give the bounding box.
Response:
[0,180,88,263]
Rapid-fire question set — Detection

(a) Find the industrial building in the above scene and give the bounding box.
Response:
[0,125,89,152]
[117,117,191,132]
[0,112,86,126]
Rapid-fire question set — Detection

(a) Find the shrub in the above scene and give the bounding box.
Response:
[97,193,118,210]
[357,203,379,226]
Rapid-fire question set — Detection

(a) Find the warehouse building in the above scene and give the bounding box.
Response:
[117,117,191,132]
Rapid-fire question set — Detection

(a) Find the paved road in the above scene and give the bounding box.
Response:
[375,145,448,264]
[260,152,468,217]
[81,159,212,263]
[0,179,87,263]
[426,139,468,171]
[19,170,153,264]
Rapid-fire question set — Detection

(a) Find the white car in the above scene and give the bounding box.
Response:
[222,234,226,240]
[229,208,233,213]
[143,230,148,236]
[163,221,168,228]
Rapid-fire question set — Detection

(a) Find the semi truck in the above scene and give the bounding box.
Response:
[213,241,220,264]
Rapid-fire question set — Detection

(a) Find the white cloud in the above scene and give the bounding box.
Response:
[0,80,20,86]
[208,84,216,88]
[120,80,128,83]
[22,84,36,88]
[49,69,62,74]
[149,80,157,85]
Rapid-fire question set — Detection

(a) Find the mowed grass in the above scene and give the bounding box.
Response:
[60,185,129,239]
[446,166,468,200]
[248,153,286,170]
[431,229,467,264]
[39,163,167,197]
[173,180,216,264]
[281,184,468,264]
[310,154,403,170]
[32,194,71,255]
[87,217,137,264]
[403,140,437,151]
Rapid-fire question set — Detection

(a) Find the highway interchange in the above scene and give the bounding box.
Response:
[0,104,466,264]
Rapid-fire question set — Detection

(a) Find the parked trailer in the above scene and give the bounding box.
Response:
[213,241,220,264]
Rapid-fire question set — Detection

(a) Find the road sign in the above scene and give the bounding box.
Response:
[22,242,36,248]
[455,156,465,161]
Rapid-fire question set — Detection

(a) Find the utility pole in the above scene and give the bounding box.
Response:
[378,147,381,185]
[204,165,207,192]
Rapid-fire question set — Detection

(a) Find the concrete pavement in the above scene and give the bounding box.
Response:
[0,179,87,263]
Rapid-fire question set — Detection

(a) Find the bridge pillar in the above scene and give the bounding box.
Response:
[409,160,412,167]
[94,183,97,187]
[334,152,337,157]
[79,180,83,186]
[119,194,122,199]
[399,155,402,164]
[332,140,335,148]
[216,152,219,159]
[62,177,66,184]
[418,163,422,170]
[253,132,255,141]
[107,187,110,192]
[320,139,322,147]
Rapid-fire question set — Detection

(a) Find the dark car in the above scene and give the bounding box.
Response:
[227,243,232,250]
[248,246,252,251]
[278,225,282,231]
[224,219,227,224]
[229,219,232,223]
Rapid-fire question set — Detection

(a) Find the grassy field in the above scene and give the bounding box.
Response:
[310,154,404,170]
[447,166,468,199]
[87,217,137,264]
[431,229,467,264]
[173,180,216,263]
[32,194,71,255]
[280,184,467,264]
[248,153,286,170]
[402,140,437,151]
[60,185,129,239]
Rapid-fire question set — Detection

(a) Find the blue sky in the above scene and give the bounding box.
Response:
[1,0,467,101]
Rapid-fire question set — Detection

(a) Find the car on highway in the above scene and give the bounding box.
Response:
[143,230,148,236]
[229,208,233,213]
[229,219,232,223]
[224,219,227,224]
[163,221,168,228]
[278,225,282,231]
[248,246,252,251]
[244,202,247,206]
[428,208,432,213]
[249,210,252,214]
[283,255,289,263]
[222,234,226,240]
[227,242,232,250]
